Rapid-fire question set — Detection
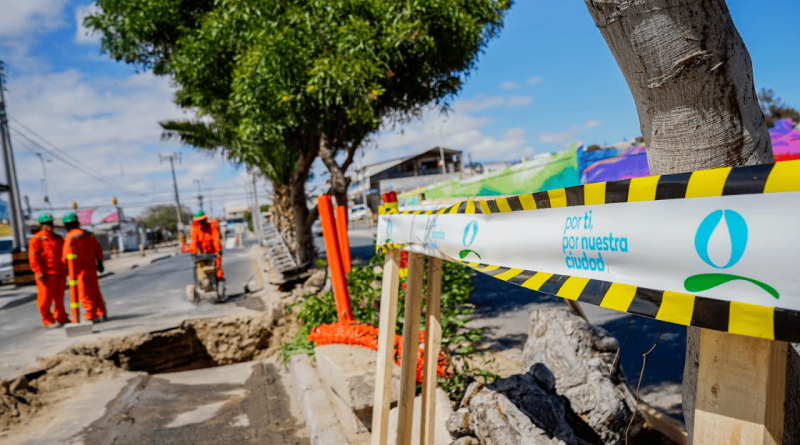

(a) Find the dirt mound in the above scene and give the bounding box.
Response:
[1,353,120,433]
[0,311,300,436]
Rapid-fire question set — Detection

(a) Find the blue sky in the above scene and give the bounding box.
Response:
[1,0,798,216]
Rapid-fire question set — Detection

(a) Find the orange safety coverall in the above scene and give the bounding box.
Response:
[189,220,224,280]
[28,230,69,326]
[63,229,107,321]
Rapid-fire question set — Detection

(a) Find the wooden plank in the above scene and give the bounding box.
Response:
[693,329,787,445]
[564,299,588,320]
[638,400,688,445]
[420,257,443,445]
[396,252,425,445]
[371,250,401,445]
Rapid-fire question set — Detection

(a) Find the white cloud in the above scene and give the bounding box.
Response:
[506,96,533,107]
[8,69,250,217]
[526,77,544,85]
[0,0,69,36]
[452,95,505,113]
[536,119,603,144]
[75,4,102,44]
[464,127,535,161]
[368,94,538,165]
[499,81,519,90]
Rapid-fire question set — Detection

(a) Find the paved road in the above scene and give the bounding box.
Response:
[0,237,262,379]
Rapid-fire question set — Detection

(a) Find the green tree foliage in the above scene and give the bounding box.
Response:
[758,88,800,128]
[243,204,271,232]
[138,204,193,234]
[86,0,511,262]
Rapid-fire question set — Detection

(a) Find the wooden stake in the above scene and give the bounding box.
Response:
[420,257,442,445]
[693,329,787,445]
[396,252,425,445]
[372,250,401,445]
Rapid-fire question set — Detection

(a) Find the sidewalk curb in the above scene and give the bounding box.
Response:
[289,354,351,445]
[0,292,36,311]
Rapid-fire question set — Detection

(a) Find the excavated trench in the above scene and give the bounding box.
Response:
[0,312,300,433]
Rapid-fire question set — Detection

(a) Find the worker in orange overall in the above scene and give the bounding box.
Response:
[189,210,224,281]
[28,213,69,328]
[62,211,108,323]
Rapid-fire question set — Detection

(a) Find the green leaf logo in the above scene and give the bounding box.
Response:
[459,249,481,260]
[685,210,778,299]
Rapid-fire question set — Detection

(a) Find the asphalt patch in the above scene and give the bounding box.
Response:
[81,362,309,445]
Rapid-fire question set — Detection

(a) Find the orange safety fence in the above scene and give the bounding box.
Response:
[308,321,451,384]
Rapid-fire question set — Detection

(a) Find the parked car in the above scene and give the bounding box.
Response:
[0,236,14,284]
[349,204,369,221]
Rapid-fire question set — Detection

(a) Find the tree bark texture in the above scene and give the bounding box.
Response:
[583,0,773,174]
[582,1,786,443]
[269,183,295,258]
[318,132,360,210]
[288,133,321,265]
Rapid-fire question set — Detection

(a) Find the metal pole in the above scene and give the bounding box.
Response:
[0,62,26,251]
[251,170,263,246]
[161,153,184,233]
[194,179,204,212]
[438,120,447,175]
[35,153,52,208]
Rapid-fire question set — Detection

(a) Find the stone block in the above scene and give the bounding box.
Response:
[315,344,400,427]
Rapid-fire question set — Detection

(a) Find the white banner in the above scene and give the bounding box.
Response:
[377,193,800,313]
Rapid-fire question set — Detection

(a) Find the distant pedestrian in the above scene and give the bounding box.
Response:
[28,213,69,328]
[62,212,108,323]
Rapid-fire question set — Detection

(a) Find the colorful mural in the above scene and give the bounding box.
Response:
[401,119,799,202]
[770,119,800,162]
[400,149,579,201]
[578,144,649,184]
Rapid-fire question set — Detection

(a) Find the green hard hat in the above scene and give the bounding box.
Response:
[193,210,207,221]
[38,213,54,224]
[62,212,78,224]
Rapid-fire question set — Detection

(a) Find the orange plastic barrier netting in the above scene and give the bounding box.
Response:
[308,321,451,384]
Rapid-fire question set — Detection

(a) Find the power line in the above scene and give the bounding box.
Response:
[9,126,147,195]
[9,118,142,193]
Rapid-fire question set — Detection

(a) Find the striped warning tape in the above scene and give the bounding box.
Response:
[458,260,799,342]
[379,160,800,216]
[11,252,35,285]
[377,159,800,342]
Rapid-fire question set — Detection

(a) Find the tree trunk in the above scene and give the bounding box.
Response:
[582,0,778,442]
[270,182,295,258]
[288,134,321,265]
[583,0,773,172]
[318,133,356,209]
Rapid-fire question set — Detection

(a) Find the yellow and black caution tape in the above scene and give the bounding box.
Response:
[377,159,800,342]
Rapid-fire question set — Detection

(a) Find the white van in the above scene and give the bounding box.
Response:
[0,236,14,284]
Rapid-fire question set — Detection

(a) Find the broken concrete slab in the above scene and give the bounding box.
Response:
[387,387,453,445]
[315,344,401,425]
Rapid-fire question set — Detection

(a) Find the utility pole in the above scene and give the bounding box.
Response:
[35,153,52,208]
[0,61,26,251]
[250,169,263,246]
[159,153,184,233]
[193,179,204,213]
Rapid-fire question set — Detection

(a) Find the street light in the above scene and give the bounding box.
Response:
[34,153,53,208]
[431,120,447,175]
